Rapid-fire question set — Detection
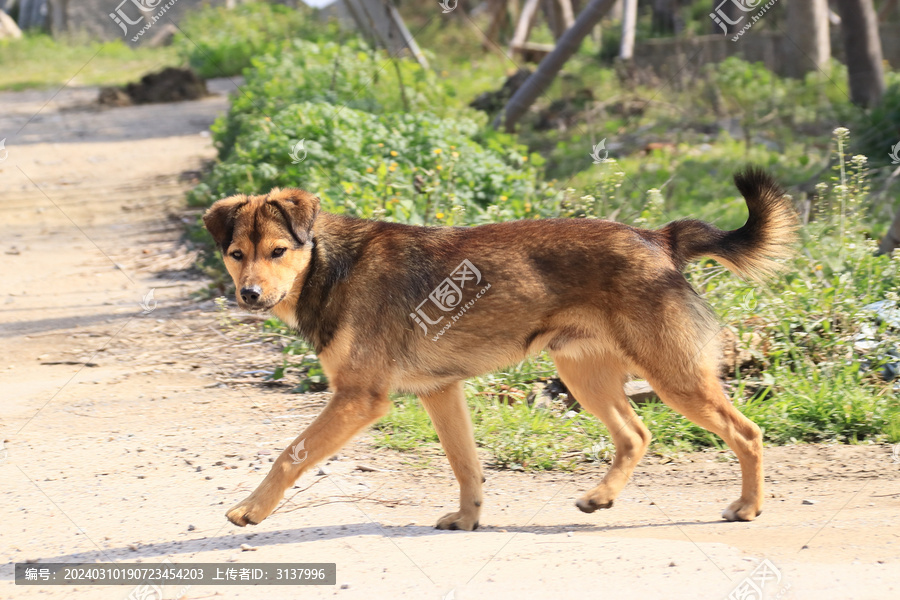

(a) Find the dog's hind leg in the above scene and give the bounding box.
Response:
[225,387,392,527]
[419,381,483,531]
[644,368,764,521]
[552,353,652,513]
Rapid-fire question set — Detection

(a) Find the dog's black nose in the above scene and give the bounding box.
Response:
[240,285,262,305]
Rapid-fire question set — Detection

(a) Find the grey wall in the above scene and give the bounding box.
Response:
[632,24,900,79]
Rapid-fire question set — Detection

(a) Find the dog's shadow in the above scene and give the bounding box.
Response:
[0,518,725,575]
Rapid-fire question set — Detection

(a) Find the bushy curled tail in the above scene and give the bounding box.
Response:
[661,167,798,280]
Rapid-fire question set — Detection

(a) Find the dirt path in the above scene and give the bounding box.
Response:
[1,85,898,600]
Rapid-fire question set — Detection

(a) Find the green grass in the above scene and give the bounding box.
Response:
[373,364,900,471]
[0,34,179,91]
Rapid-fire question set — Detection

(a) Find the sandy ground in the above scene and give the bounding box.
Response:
[1,83,899,600]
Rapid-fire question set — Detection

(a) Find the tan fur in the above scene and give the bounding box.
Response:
[203,169,795,530]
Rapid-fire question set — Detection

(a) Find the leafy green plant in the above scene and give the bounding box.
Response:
[190,100,558,225]
[204,40,458,161]
[174,2,339,79]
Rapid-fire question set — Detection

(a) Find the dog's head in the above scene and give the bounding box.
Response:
[203,188,320,311]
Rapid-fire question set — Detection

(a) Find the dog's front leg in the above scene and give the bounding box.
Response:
[226,388,392,527]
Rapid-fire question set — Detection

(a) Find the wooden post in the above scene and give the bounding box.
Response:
[785,0,831,78]
[558,0,575,29]
[510,0,541,55]
[619,0,636,60]
[497,0,618,131]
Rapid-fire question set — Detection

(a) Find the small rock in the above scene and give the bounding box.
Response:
[802,499,817,505]
[317,466,330,476]
[128,544,138,551]
[669,561,677,567]
[227,554,239,562]
[340,583,350,589]
[240,544,257,552]
[355,464,387,472]
[187,525,195,532]
[257,450,271,456]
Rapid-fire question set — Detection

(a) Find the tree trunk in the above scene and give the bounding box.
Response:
[651,0,681,35]
[784,0,830,78]
[619,0,637,59]
[834,0,885,107]
[496,0,618,131]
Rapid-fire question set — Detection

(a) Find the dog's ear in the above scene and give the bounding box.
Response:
[203,196,247,251]
[267,188,321,245]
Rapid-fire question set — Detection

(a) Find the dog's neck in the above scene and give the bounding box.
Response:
[273,213,372,352]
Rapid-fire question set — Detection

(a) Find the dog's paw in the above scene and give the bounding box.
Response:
[575,488,615,514]
[722,498,762,522]
[226,495,278,527]
[434,510,479,531]
[575,497,614,513]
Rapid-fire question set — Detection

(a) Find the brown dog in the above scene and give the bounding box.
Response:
[203,167,795,530]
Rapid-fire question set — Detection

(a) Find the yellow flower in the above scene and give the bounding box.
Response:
[451,152,459,158]
[378,143,384,147]
[433,148,442,154]
[521,156,528,162]
[499,195,508,201]
[524,202,532,212]
[815,264,823,271]
[391,197,399,204]
[450,145,456,150]
[436,165,443,171]
[390,161,398,168]
[436,212,445,219]
[441,70,449,77]
[390,150,398,157]
[366,166,374,173]
[388,165,396,172]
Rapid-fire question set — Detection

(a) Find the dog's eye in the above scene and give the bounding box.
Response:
[230,250,243,260]
[272,247,287,258]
